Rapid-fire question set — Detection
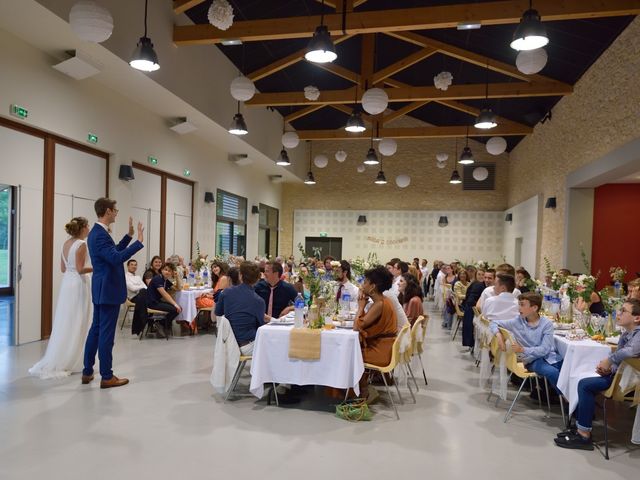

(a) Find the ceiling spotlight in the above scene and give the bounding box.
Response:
[229,103,248,135]
[475,107,497,129]
[275,147,290,166]
[305,1,336,64]
[374,170,387,185]
[449,170,462,184]
[459,147,474,165]
[510,2,549,51]
[345,110,366,133]
[130,0,160,72]
[304,171,316,185]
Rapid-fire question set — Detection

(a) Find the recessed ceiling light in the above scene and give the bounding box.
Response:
[221,39,243,46]
[457,22,481,30]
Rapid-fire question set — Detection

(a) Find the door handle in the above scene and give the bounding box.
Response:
[17,262,22,282]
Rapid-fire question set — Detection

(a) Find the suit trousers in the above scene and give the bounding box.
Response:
[83,303,120,379]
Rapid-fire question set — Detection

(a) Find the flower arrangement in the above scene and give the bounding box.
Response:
[598,287,624,316]
[474,260,493,271]
[350,252,380,279]
[191,242,208,272]
[300,270,323,305]
[609,266,626,283]
[565,274,597,303]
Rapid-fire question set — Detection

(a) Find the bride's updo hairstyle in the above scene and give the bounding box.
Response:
[65,217,89,237]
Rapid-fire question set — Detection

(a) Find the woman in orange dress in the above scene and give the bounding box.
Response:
[354,266,398,399]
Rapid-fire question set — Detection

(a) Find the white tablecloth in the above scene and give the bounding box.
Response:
[555,335,611,414]
[249,325,364,399]
[175,288,213,321]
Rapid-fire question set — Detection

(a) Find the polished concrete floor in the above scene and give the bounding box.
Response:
[0,296,14,346]
[0,301,637,479]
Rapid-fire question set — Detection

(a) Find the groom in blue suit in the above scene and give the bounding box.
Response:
[82,198,144,388]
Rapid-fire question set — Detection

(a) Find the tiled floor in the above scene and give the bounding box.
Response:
[0,301,637,479]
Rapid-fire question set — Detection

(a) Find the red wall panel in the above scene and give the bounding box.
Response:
[592,183,640,289]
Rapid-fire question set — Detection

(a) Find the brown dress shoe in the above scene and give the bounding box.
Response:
[81,374,94,384]
[100,376,129,389]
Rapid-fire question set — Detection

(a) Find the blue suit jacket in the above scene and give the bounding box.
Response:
[88,224,144,305]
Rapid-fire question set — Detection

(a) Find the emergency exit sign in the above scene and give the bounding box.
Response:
[87,133,98,144]
[319,232,328,237]
[10,104,28,119]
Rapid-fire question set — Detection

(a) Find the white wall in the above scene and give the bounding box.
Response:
[564,188,595,274]
[502,195,539,275]
[0,26,282,262]
[293,209,505,263]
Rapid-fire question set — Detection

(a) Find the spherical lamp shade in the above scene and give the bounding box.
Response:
[378,138,397,156]
[395,174,411,188]
[486,137,507,155]
[436,161,446,169]
[230,76,255,101]
[314,154,329,168]
[305,25,337,63]
[436,153,449,162]
[69,1,114,43]
[335,150,347,162]
[282,131,299,149]
[207,0,234,30]
[510,9,549,51]
[361,88,388,115]
[357,164,366,173]
[516,48,548,74]
[304,85,320,101]
[472,167,489,181]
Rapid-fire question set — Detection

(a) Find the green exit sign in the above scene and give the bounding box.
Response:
[183,168,191,177]
[148,156,158,165]
[319,232,328,237]
[87,133,98,144]
[10,104,28,119]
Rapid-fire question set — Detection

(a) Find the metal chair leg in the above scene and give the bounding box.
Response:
[404,366,416,403]
[603,398,609,460]
[504,376,530,423]
[119,306,131,330]
[417,352,428,385]
[381,371,400,420]
[272,383,279,406]
[406,362,419,392]
[392,373,404,405]
[451,316,461,341]
[543,377,551,418]
[534,376,542,409]
[560,394,568,427]
[224,360,246,402]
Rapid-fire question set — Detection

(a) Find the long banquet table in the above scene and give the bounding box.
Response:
[175,287,213,322]
[249,324,364,399]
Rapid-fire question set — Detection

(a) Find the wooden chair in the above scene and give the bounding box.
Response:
[410,315,429,386]
[119,299,135,330]
[490,327,552,422]
[139,308,169,341]
[364,324,412,420]
[598,357,640,460]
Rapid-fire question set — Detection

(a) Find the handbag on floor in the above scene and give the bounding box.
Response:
[335,398,372,422]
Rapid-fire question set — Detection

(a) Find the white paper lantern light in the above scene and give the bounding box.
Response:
[69,1,114,43]
[335,150,347,162]
[361,88,388,115]
[472,167,489,181]
[516,48,548,75]
[436,153,449,162]
[395,174,411,188]
[486,136,507,155]
[433,71,453,91]
[357,165,366,173]
[304,85,320,101]
[436,161,446,169]
[230,76,255,101]
[208,0,234,30]
[378,138,397,156]
[314,154,329,168]
[282,132,299,149]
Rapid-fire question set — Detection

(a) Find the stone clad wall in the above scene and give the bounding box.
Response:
[508,16,640,273]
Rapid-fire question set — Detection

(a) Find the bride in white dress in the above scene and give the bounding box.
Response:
[29,217,93,379]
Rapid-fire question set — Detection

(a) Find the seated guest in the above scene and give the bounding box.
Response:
[146,263,182,337]
[478,264,521,309]
[441,264,457,329]
[166,255,186,289]
[125,259,148,335]
[398,273,424,325]
[490,292,563,394]
[390,260,409,296]
[322,256,335,280]
[515,268,532,293]
[627,278,640,300]
[335,260,359,303]
[483,274,520,322]
[454,269,471,299]
[227,266,240,286]
[461,269,492,348]
[354,266,398,400]
[208,260,231,304]
[144,255,163,279]
[254,260,298,320]
[215,261,266,355]
[555,298,640,450]
[575,291,606,317]
[408,264,421,283]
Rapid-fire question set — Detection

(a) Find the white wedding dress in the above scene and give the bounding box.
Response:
[29,239,92,379]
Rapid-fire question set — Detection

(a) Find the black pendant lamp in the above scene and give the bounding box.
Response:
[510,1,549,51]
[304,142,316,185]
[275,147,290,166]
[305,0,337,63]
[130,0,160,72]
[459,127,474,165]
[450,138,462,184]
[374,170,387,185]
[229,101,248,135]
[364,132,379,165]
[345,81,366,133]
[475,61,497,129]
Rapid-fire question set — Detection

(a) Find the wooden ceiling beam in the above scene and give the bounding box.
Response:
[372,47,438,85]
[245,81,572,107]
[173,0,206,15]
[435,99,530,129]
[284,105,326,123]
[297,123,533,140]
[247,35,354,81]
[318,0,368,10]
[314,62,359,83]
[174,1,640,45]
[329,105,376,124]
[382,101,431,125]
[385,31,569,86]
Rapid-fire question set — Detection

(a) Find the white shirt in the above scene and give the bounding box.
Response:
[482,292,520,322]
[126,271,146,298]
[478,285,521,310]
[390,275,401,296]
[338,280,359,301]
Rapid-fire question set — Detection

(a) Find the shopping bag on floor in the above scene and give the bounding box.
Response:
[335,398,372,422]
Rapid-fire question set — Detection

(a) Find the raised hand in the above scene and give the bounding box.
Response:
[128,216,134,236]
[137,222,144,243]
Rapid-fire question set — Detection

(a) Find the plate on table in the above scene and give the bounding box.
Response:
[554,323,572,330]
[334,321,354,329]
[269,320,294,326]
[605,336,619,345]
[554,330,569,337]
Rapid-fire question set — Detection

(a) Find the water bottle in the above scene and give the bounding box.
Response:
[203,269,209,286]
[340,291,351,316]
[294,293,305,328]
[614,280,621,298]
[188,271,195,286]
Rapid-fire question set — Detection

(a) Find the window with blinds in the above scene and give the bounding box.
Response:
[215,190,247,256]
